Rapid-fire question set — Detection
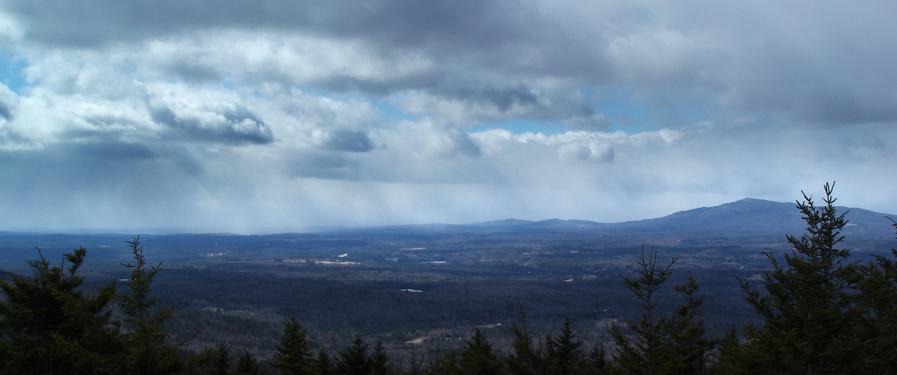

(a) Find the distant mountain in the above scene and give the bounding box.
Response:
[615,198,894,237]
[462,198,894,238]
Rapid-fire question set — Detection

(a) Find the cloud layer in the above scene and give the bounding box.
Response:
[0,1,895,232]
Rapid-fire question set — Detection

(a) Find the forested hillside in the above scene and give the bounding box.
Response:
[1,184,895,374]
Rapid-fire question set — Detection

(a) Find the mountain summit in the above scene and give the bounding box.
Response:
[463,198,895,238]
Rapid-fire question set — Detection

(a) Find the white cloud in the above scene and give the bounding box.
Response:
[0,1,895,231]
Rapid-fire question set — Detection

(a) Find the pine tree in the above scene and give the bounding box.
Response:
[234,351,268,375]
[273,318,312,375]
[610,249,711,374]
[368,341,389,375]
[506,310,540,375]
[712,330,749,375]
[459,328,503,375]
[119,236,182,375]
[0,247,123,374]
[610,249,676,374]
[193,343,230,375]
[737,183,858,374]
[337,336,370,375]
[547,319,583,375]
[425,352,460,375]
[586,344,610,375]
[314,348,335,375]
[663,277,710,374]
[851,218,897,373]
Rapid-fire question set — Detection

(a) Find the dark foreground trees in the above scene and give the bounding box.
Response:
[273,318,312,375]
[610,250,711,375]
[0,247,122,374]
[718,183,897,374]
[120,237,182,375]
[0,183,896,375]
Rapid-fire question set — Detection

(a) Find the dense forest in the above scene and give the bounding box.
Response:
[1,184,896,375]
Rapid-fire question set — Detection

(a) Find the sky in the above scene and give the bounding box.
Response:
[0,1,896,233]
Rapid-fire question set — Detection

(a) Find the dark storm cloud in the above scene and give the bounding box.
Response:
[321,129,374,153]
[2,0,530,48]
[60,141,155,160]
[149,104,274,145]
[0,85,16,121]
[288,152,362,180]
[7,0,888,126]
[2,0,606,124]
[450,131,482,158]
[0,102,11,121]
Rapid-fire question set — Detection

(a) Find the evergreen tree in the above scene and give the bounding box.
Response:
[119,236,182,375]
[234,351,268,375]
[337,336,370,375]
[425,352,460,375]
[506,310,541,375]
[737,183,858,374]
[850,218,897,373]
[610,249,676,374]
[193,343,231,375]
[663,277,710,374]
[368,341,389,375]
[712,330,749,375]
[586,344,610,375]
[610,249,711,374]
[314,348,335,375]
[0,247,123,374]
[273,318,312,375]
[547,319,583,375]
[459,328,503,375]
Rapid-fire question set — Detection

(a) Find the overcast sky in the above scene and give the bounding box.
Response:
[0,1,895,232]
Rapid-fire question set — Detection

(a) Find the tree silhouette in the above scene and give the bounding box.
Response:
[610,248,711,374]
[849,217,897,373]
[736,182,858,373]
[336,336,369,375]
[273,318,313,375]
[314,348,335,375]
[506,310,541,375]
[119,236,182,375]
[610,249,676,374]
[0,247,123,374]
[547,319,584,375]
[369,341,390,375]
[459,328,502,375]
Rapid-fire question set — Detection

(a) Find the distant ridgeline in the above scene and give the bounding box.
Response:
[0,184,896,374]
[0,196,893,265]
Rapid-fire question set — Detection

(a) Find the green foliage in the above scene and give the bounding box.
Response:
[368,341,390,375]
[664,277,710,374]
[459,328,503,375]
[0,247,123,375]
[234,351,269,375]
[736,183,859,374]
[424,352,460,375]
[314,348,335,375]
[546,319,584,375]
[586,344,610,375]
[712,330,749,375]
[842,218,897,374]
[192,343,231,375]
[610,249,711,375]
[273,318,313,375]
[120,236,182,375]
[337,336,370,375]
[506,310,541,375]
